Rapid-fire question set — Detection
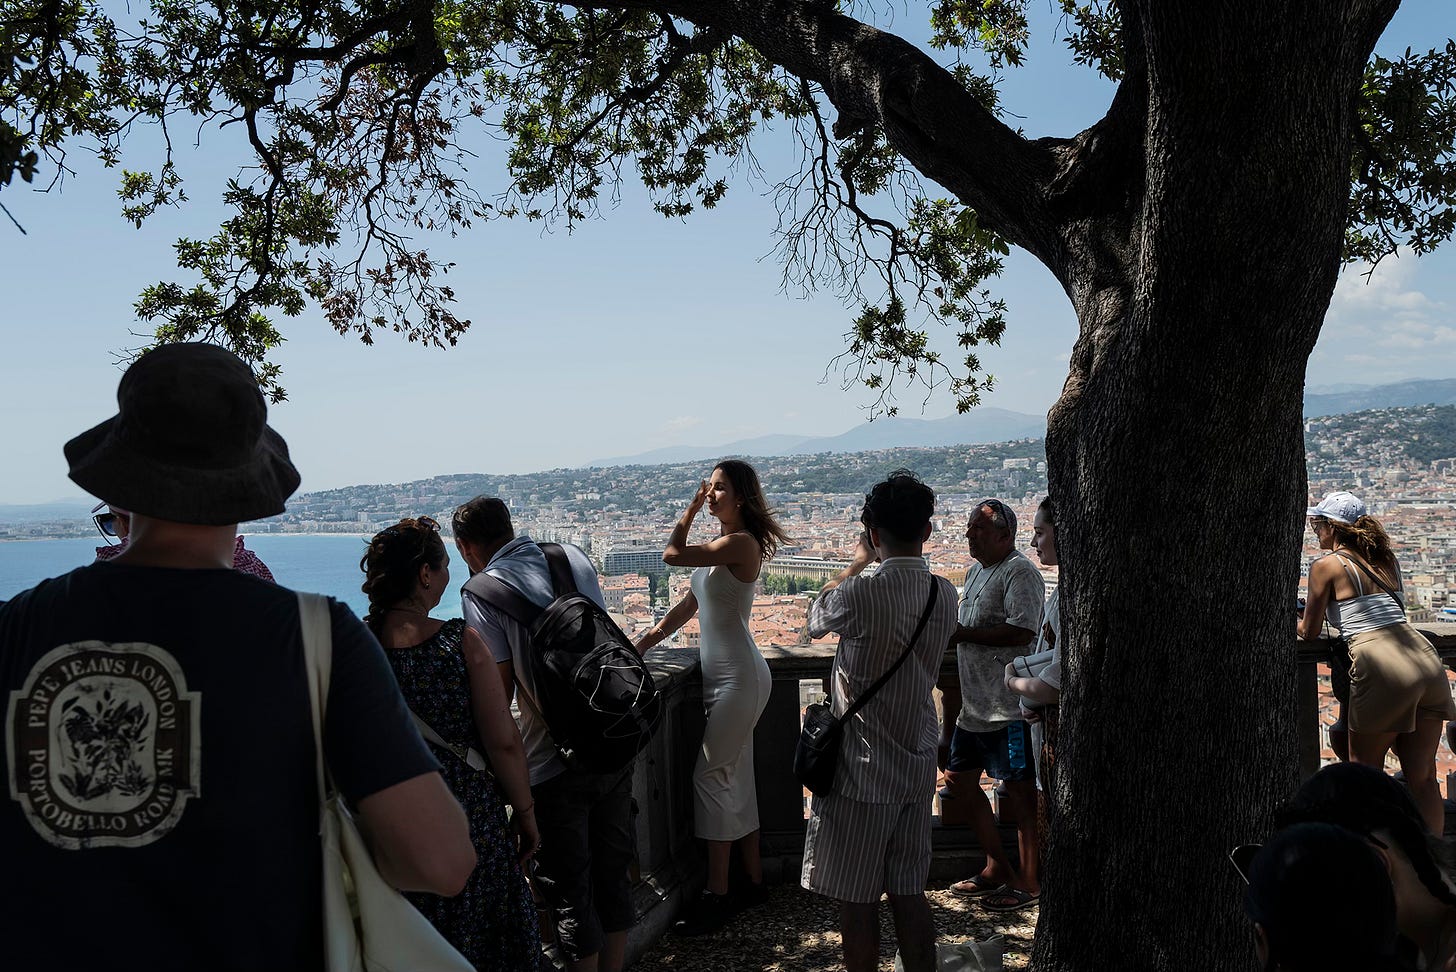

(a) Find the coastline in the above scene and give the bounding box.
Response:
[0,531,380,544]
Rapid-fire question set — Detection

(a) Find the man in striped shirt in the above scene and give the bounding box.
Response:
[803,471,960,972]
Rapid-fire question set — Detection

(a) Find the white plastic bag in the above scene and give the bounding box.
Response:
[895,934,1004,972]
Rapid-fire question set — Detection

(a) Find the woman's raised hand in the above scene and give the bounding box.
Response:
[685,479,710,517]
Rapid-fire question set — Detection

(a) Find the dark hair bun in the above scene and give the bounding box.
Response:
[359,518,446,632]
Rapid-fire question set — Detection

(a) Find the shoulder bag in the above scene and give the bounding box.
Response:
[409,714,511,824]
[411,713,491,773]
[794,578,939,796]
[298,593,475,972]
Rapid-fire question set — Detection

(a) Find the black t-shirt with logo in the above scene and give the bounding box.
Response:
[0,561,441,971]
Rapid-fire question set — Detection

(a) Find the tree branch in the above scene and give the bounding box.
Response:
[568,0,1065,264]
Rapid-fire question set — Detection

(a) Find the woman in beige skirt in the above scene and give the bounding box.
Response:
[1300,491,1456,833]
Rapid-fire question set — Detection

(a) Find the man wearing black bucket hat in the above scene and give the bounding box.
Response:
[0,344,476,971]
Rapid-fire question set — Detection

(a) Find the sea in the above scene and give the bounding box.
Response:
[0,535,462,620]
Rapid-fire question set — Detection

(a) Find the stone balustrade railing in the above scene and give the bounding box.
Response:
[617,622,1456,964]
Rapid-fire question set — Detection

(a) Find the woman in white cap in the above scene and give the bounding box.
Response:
[1299,491,1456,832]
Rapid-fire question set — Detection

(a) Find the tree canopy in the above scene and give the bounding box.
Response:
[7,3,1456,970]
[6,1,1448,404]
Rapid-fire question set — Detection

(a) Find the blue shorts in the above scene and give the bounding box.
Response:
[947,723,1033,783]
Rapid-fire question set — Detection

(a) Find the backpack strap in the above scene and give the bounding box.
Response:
[463,570,544,627]
[540,543,579,597]
[460,547,574,765]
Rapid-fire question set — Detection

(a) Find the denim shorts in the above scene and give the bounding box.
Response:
[946,723,1033,783]
[530,765,637,961]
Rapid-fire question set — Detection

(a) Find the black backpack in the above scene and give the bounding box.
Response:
[463,543,662,773]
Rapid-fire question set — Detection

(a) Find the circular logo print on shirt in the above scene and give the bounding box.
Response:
[6,642,201,850]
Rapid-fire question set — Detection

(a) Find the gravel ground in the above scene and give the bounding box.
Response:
[630,880,1035,971]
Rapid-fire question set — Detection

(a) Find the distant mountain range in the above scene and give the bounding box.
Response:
[7,380,1456,515]
[1303,379,1456,418]
[588,379,1456,466]
[589,408,1050,467]
[0,500,96,522]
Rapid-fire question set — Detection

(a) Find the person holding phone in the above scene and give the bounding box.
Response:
[802,471,959,972]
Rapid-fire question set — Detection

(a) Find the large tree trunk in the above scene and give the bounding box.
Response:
[638,2,1399,967]
[1035,4,1395,970]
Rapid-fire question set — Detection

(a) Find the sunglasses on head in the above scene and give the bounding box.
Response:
[1229,833,1386,883]
[1229,844,1261,884]
[380,515,440,538]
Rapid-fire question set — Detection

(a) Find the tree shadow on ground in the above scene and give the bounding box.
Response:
[631,879,1036,971]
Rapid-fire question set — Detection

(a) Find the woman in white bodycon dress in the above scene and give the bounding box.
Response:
[634,459,791,935]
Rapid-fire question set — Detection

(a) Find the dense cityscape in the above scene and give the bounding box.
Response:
[6,404,1456,648]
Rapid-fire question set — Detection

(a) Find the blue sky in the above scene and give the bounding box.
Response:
[2,2,1452,505]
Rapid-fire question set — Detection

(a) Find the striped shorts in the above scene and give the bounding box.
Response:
[800,793,933,904]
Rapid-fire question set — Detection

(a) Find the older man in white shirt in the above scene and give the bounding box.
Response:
[946,498,1045,912]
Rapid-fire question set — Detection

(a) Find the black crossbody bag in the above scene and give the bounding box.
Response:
[794,578,939,796]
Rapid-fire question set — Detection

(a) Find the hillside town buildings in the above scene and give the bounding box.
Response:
[5,408,1454,633]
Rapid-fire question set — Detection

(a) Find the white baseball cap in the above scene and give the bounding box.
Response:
[1306,491,1366,525]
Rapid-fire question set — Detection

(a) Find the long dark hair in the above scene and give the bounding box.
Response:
[1327,515,1396,573]
[359,517,446,633]
[715,459,793,561]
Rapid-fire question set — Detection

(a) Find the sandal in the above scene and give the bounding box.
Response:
[982,887,1039,913]
[949,874,1005,897]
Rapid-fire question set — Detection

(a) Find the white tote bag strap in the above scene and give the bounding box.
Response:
[298,592,333,806]
[298,592,474,972]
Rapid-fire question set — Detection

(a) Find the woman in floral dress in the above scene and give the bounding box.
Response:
[361,516,541,970]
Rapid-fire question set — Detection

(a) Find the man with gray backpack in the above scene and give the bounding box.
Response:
[453,496,658,972]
